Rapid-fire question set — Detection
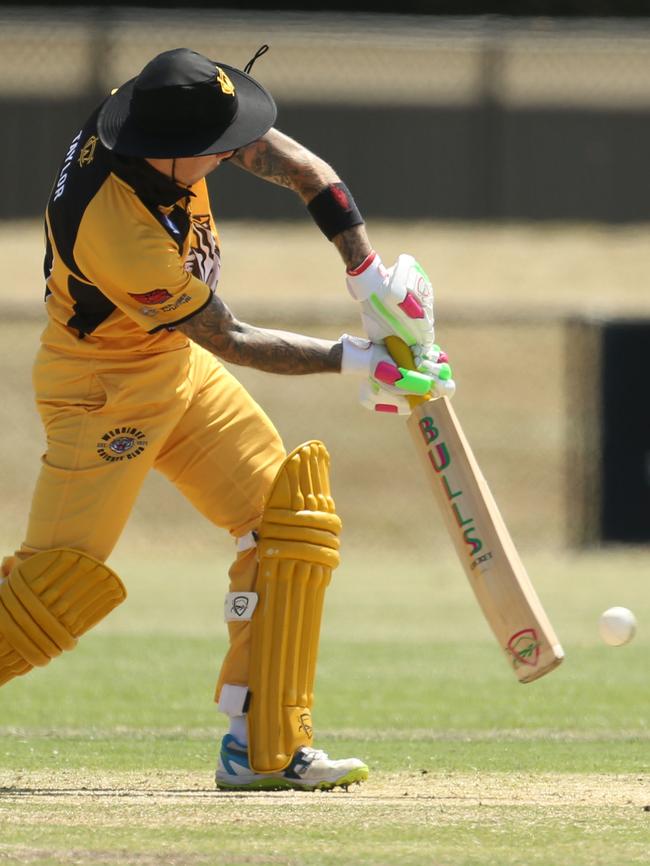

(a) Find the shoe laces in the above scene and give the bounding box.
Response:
[300,747,328,763]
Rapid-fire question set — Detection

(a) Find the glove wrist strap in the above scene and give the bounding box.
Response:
[346,250,377,276]
[339,333,371,375]
[345,251,386,301]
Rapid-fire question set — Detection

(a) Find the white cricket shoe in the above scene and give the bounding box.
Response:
[215,734,369,791]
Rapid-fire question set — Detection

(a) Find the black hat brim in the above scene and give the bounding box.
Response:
[97,62,277,158]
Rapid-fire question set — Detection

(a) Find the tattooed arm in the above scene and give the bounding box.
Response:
[178,130,376,372]
[177,293,343,374]
[229,128,372,270]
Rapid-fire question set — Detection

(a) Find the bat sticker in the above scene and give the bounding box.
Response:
[507,628,541,668]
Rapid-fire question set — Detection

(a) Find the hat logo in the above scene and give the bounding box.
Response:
[78,135,98,167]
[215,66,235,97]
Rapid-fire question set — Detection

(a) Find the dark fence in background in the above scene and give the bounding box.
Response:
[217,104,650,222]
[1,10,649,221]
[600,320,650,544]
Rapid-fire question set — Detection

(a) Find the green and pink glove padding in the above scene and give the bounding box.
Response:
[343,251,455,413]
[340,334,454,415]
[346,251,436,363]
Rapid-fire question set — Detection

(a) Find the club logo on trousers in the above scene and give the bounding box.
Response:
[97,427,148,462]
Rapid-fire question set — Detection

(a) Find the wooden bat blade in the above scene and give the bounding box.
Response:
[409,396,564,683]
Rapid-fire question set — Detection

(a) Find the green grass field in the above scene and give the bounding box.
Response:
[1,220,649,863]
[1,547,648,866]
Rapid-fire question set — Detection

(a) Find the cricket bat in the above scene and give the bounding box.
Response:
[386,336,564,683]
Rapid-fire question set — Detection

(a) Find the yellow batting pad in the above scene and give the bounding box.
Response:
[248,441,342,773]
[0,548,126,687]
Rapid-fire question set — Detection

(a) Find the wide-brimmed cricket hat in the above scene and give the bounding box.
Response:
[97,47,276,158]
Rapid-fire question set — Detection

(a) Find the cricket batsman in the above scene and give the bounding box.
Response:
[0,48,454,790]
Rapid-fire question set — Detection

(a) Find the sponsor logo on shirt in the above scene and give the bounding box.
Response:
[128,289,173,305]
[78,135,98,167]
[161,293,192,313]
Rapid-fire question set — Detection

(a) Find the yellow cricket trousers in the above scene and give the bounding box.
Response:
[13,339,286,693]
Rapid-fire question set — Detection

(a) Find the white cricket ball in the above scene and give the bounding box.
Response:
[598,607,637,647]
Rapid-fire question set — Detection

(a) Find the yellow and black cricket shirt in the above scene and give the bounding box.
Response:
[43,108,219,357]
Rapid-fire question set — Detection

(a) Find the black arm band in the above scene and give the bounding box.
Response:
[306,182,364,241]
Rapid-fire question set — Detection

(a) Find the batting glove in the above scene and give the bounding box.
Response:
[346,251,435,352]
[340,334,455,415]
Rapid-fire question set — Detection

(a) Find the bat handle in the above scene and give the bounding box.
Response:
[384,335,430,408]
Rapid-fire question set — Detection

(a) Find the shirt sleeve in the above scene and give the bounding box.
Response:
[73,179,212,333]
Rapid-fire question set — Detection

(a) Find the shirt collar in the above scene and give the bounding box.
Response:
[111,155,196,208]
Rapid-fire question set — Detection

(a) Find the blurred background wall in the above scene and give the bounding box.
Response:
[0,6,648,555]
[1,9,649,221]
